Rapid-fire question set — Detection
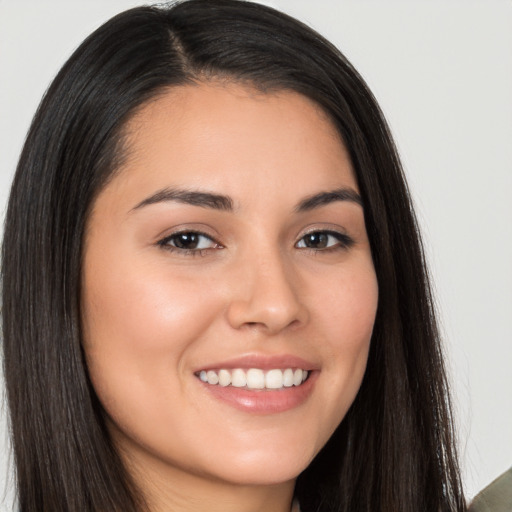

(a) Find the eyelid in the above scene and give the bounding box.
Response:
[297,224,350,240]
[153,222,221,242]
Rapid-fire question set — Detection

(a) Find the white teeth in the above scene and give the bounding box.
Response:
[197,368,309,390]
[246,369,265,389]
[218,369,231,387]
[231,368,247,388]
[283,368,294,387]
[265,369,283,389]
[206,370,219,385]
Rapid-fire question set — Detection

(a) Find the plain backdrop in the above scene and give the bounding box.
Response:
[0,1,511,510]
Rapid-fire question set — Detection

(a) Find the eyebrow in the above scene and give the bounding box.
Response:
[131,188,234,212]
[131,186,362,213]
[295,188,362,212]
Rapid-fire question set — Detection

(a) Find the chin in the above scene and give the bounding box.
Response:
[196,436,320,486]
[211,456,311,487]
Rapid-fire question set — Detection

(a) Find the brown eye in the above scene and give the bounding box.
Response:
[296,231,353,250]
[171,232,201,249]
[159,231,218,251]
[301,232,329,249]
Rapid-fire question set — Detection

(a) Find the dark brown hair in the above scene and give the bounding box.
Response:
[2,1,465,510]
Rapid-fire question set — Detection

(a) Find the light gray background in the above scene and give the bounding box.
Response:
[1,1,511,509]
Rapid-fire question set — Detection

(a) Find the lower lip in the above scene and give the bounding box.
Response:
[198,372,318,414]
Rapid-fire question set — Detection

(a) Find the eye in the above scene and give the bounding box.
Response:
[296,230,353,251]
[158,231,220,253]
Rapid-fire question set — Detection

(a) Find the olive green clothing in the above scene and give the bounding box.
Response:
[469,468,512,512]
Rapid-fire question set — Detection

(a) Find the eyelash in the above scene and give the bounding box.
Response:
[157,229,354,256]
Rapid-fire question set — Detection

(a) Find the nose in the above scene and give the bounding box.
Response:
[225,249,308,334]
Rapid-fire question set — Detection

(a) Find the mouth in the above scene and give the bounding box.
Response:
[193,355,317,414]
[196,367,309,390]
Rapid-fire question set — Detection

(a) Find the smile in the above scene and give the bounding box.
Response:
[197,368,309,390]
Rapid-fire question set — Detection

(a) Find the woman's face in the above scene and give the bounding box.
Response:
[82,83,378,489]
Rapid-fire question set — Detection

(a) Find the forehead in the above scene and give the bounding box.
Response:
[106,82,356,210]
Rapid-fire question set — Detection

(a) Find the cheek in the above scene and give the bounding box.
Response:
[81,254,221,409]
[321,259,378,348]
[314,261,378,409]
[84,253,217,343]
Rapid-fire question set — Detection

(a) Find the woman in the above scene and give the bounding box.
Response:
[1,1,466,511]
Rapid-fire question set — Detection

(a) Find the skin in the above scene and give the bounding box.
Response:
[81,83,378,512]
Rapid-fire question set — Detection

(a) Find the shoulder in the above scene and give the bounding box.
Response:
[468,467,512,512]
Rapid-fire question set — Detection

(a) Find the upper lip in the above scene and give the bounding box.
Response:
[193,353,319,373]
